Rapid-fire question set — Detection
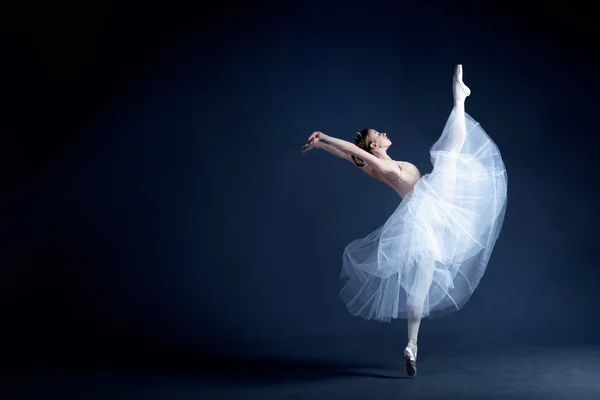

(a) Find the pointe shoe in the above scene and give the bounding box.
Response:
[453,64,471,101]
[403,345,417,378]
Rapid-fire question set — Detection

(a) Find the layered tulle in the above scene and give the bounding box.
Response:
[340,109,507,321]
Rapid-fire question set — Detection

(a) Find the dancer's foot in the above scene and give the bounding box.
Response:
[403,344,417,378]
[453,64,471,102]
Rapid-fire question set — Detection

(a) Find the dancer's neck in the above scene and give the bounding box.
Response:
[372,149,392,161]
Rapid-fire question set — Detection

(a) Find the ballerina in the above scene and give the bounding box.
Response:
[302,65,507,377]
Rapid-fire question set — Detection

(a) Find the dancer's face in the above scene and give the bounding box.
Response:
[367,129,392,150]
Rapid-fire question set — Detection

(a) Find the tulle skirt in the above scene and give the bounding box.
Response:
[340,109,507,321]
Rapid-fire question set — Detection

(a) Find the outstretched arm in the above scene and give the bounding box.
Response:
[315,141,352,161]
[303,139,375,177]
[315,132,391,172]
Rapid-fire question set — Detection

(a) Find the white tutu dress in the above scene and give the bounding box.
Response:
[340,109,507,321]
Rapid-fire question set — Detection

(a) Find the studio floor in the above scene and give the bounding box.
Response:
[5,345,600,399]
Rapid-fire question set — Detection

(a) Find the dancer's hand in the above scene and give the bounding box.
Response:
[308,131,322,143]
[301,131,322,155]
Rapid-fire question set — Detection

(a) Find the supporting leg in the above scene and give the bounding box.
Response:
[404,259,435,377]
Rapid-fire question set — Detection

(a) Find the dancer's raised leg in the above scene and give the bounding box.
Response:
[450,64,470,151]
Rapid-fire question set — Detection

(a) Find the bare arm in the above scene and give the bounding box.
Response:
[305,141,373,178]
[315,141,351,161]
[319,133,391,172]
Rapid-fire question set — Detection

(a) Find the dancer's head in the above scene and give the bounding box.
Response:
[352,128,392,167]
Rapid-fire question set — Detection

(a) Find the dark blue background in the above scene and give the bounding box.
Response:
[1,0,598,371]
